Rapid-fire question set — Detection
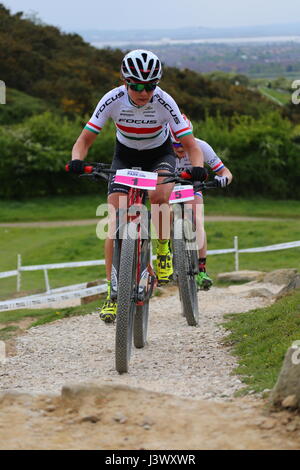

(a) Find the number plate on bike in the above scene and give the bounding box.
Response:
[169,185,194,203]
[115,169,158,190]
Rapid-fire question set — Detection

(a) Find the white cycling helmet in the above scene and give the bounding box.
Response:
[170,114,193,143]
[121,49,162,82]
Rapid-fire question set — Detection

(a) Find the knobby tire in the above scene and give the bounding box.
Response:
[172,205,199,326]
[133,234,152,348]
[115,234,137,374]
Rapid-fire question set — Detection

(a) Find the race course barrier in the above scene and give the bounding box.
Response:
[0,283,107,312]
[0,237,299,309]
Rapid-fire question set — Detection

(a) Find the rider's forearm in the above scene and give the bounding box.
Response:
[72,138,89,160]
[187,146,204,167]
[72,130,97,160]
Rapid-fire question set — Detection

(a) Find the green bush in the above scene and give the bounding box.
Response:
[194,112,300,199]
[1,110,299,199]
[0,112,114,198]
[0,88,51,125]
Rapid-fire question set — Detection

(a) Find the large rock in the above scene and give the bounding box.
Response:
[217,270,265,283]
[271,343,300,409]
[276,274,300,299]
[228,281,282,297]
[263,269,299,286]
[246,288,275,298]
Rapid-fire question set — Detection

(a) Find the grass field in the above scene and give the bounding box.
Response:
[0,224,107,299]
[258,87,291,106]
[0,194,107,223]
[223,289,300,394]
[1,194,300,222]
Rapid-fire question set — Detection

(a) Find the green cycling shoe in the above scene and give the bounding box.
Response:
[196,271,213,291]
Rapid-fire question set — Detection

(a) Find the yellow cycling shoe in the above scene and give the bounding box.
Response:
[99,299,117,323]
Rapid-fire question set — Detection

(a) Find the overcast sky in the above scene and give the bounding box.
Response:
[2,0,300,31]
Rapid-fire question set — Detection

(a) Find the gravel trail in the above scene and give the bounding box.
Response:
[0,286,271,400]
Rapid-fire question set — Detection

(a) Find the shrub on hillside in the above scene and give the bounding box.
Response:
[194,112,300,199]
[1,111,299,199]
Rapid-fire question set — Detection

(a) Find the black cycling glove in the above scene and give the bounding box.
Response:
[67,159,86,174]
[190,166,208,182]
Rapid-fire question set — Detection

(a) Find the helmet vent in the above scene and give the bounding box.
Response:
[127,57,138,78]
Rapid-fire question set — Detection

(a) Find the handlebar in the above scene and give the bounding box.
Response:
[65,162,116,181]
[156,172,219,191]
[65,162,219,190]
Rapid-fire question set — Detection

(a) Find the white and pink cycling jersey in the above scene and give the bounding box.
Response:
[175,138,225,173]
[85,85,192,151]
[175,138,225,198]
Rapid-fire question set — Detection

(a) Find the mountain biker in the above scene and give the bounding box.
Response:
[170,114,233,290]
[68,50,208,322]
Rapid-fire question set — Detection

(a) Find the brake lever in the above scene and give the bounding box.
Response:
[79,170,109,181]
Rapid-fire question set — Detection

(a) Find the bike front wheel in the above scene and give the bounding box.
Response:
[133,237,153,349]
[115,234,137,374]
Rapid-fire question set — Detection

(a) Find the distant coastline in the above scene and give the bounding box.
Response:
[91,35,300,49]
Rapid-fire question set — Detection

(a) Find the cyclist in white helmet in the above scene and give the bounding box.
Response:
[68,50,208,322]
[170,114,233,290]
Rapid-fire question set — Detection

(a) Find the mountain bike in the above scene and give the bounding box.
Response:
[66,162,160,374]
[160,173,218,326]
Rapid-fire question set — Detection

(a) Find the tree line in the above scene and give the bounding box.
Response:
[0,4,299,200]
[0,4,279,120]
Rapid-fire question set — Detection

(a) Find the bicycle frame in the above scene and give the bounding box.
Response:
[111,184,156,308]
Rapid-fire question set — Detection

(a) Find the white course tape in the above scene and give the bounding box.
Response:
[0,285,107,312]
[20,259,105,271]
[207,248,235,255]
[8,282,90,302]
[0,270,18,279]
[239,241,300,254]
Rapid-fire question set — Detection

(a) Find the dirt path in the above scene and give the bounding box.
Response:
[1,286,300,449]
[0,215,293,228]
[1,383,299,450]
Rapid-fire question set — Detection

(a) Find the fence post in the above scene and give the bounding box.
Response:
[44,269,51,293]
[17,254,22,292]
[234,236,239,271]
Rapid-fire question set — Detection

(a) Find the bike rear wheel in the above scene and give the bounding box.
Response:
[172,205,199,326]
[134,302,149,349]
[115,233,137,374]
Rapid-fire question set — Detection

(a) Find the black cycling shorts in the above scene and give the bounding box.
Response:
[108,137,176,195]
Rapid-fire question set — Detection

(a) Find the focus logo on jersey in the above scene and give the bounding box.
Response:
[118,119,158,124]
[154,94,180,124]
[95,91,125,118]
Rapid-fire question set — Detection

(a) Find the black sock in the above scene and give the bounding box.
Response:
[198,258,206,272]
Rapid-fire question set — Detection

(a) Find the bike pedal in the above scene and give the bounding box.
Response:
[157,280,170,287]
[201,281,212,291]
[104,316,116,324]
